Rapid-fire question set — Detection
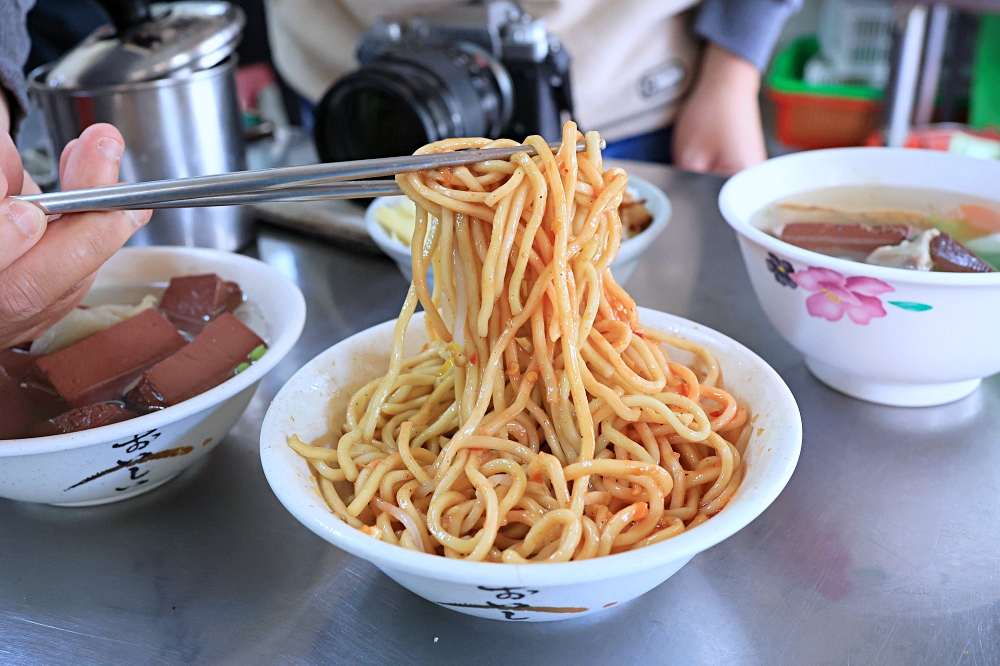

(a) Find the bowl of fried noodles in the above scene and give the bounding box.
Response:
[260,125,801,621]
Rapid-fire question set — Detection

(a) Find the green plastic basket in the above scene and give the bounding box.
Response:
[766,37,884,149]
[767,37,883,101]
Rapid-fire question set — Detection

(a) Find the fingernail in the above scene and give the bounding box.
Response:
[97,137,124,161]
[126,209,149,229]
[4,201,46,239]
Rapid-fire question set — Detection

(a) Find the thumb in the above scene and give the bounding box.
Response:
[0,198,47,269]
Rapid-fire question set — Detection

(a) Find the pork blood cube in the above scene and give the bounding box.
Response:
[0,347,65,439]
[126,313,265,410]
[35,309,186,407]
[929,232,996,273]
[30,402,138,437]
[159,274,243,334]
[780,222,914,260]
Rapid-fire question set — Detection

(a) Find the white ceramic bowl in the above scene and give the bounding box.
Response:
[260,308,801,622]
[720,147,1000,407]
[0,247,306,506]
[365,174,672,286]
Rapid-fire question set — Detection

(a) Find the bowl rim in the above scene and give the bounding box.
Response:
[364,174,673,265]
[259,307,802,587]
[0,246,307,457]
[719,147,1000,286]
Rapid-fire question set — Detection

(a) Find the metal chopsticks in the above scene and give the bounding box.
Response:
[15,139,600,215]
[79,181,405,211]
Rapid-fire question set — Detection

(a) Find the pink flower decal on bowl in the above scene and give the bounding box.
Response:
[791,267,894,325]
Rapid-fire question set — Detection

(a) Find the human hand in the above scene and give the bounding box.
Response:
[0,102,152,348]
[672,44,768,176]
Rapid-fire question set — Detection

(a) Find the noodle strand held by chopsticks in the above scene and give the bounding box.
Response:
[292,122,749,562]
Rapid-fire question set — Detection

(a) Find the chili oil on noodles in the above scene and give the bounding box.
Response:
[289,122,750,563]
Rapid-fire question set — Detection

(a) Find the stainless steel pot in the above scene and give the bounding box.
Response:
[27,2,251,251]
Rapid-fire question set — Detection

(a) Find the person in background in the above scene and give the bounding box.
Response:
[263,0,801,175]
[0,0,152,348]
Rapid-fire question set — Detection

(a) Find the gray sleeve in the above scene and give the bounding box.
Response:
[695,0,803,71]
[0,0,36,130]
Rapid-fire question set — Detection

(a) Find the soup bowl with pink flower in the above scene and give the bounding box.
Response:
[719,148,1000,407]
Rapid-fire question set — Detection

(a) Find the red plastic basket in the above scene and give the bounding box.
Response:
[768,89,882,149]
[767,37,884,150]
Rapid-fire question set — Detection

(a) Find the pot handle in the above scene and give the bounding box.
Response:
[96,0,151,33]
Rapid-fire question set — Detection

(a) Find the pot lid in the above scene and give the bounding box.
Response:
[43,1,245,89]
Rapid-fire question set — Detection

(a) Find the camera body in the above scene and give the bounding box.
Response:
[314,1,573,162]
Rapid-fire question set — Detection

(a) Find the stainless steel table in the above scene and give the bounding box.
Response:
[2,161,999,665]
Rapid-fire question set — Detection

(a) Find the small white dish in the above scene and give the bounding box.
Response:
[720,147,1000,407]
[365,174,672,286]
[260,308,801,622]
[0,247,306,506]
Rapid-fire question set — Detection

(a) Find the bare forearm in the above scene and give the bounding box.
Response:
[695,44,761,100]
[671,43,767,175]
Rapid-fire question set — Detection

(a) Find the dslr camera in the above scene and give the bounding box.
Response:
[313,0,574,162]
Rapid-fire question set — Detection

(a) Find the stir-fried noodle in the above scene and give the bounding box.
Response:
[290,122,749,562]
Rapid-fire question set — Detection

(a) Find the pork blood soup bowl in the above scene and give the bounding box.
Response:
[0,247,305,506]
[720,148,1000,407]
[259,309,801,622]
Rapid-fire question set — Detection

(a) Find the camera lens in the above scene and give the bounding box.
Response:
[315,44,514,162]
